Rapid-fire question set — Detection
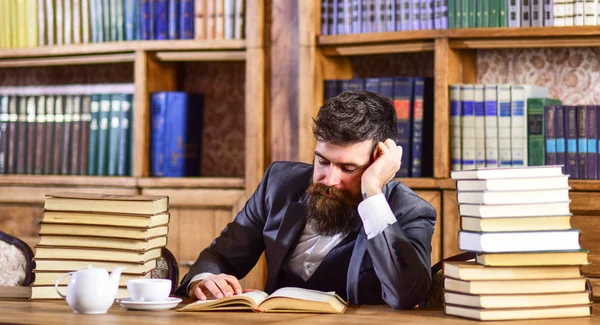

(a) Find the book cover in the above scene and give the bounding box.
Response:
[461,84,476,170]
[450,84,461,170]
[70,95,81,175]
[565,105,579,178]
[393,77,413,177]
[34,96,45,174]
[544,104,557,165]
[60,96,73,175]
[44,192,168,215]
[167,0,179,39]
[586,105,597,179]
[511,85,549,167]
[556,104,566,173]
[527,98,561,166]
[52,96,64,174]
[16,97,28,174]
[80,95,91,175]
[180,0,194,39]
[458,229,581,253]
[107,94,122,176]
[25,97,37,174]
[155,0,169,39]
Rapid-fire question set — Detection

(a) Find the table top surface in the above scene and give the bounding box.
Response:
[0,299,598,325]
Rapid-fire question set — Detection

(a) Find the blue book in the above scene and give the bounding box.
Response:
[124,0,137,40]
[425,0,434,29]
[544,105,557,165]
[321,0,329,35]
[577,106,587,179]
[379,77,394,100]
[393,77,414,177]
[324,80,340,101]
[140,0,151,39]
[364,78,380,93]
[411,77,434,177]
[353,0,362,33]
[587,105,597,180]
[400,0,411,30]
[387,0,396,31]
[151,92,204,177]
[180,0,194,39]
[155,0,169,40]
[394,0,402,31]
[556,105,566,174]
[117,94,133,176]
[168,0,180,39]
[341,78,364,91]
[565,105,579,179]
[135,0,142,40]
[107,95,122,176]
[439,0,448,28]
[412,0,420,30]
[87,95,100,175]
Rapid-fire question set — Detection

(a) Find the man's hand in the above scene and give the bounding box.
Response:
[361,139,403,199]
[188,274,243,300]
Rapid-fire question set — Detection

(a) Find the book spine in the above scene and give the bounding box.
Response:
[509,0,521,26]
[565,0,575,25]
[73,0,82,43]
[80,95,91,175]
[554,0,566,26]
[346,0,354,33]
[102,0,111,40]
[149,0,155,39]
[565,105,579,179]
[483,84,498,167]
[117,94,132,176]
[556,105,566,174]
[34,96,45,174]
[448,0,455,27]
[584,0,598,24]
[510,85,526,167]
[140,0,150,39]
[439,0,448,28]
[499,0,509,25]
[52,96,64,175]
[117,0,125,40]
[521,0,531,26]
[81,0,90,42]
[454,0,462,26]
[16,0,27,47]
[587,105,597,180]
[481,0,489,26]
[364,78,380,93]
[427,0,434,29]
[393,77,413,177]
[544,0,553,25]
[388,0,397,31]
[61,96,73,175]
[44,0,55,44]
[107,94,121,176]
[450,84,461,170]
[225,0,235,36]
[43,96,55,174]
[497,84,512,167]
[55,0,64,44]
[70,95,81,175]
[64,0,73,44]
[410,0,419,30]
[461,0,468,26]
[577,105,587,179]
[353,0,362,33]
[89,0,98,42]
[38,0,46,46]
[25,97,36,174]
[124,0,136,39]
[489,0,499,26]
[0,96,9,174]
[167,0,179,38]
[180,0,195,39]
[544,105,556,165]
[215,0,224,39]
[461,84,475,170]
[150,92,166,176]
[321,0,329,34]
[205,0,215,39]
[532,0,544,25]
[195,0,206,39]
[97,94,111,176]
[574,0,585,24]
[88,95,100,175]
[155,0,168,39]
[476,0,484,26]
[399,0,410,29]
[527,98,546,167]
[6,97,17,174]
[411,78,425,177]
[473,84,485,169]
[16,97,28,174]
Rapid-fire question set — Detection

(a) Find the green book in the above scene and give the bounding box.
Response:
[107,94,121,176]
[499,0,508,27]
[102,0,111,41]
[97,94,111,176]
[527,98,562,166]
[461,0,469,27]
[488,0,499,27]
[455,0,462,27]
[482,0,489,27]
[476,0,484,27]
[88,95,100,175]
[116,0,124,41]
[448,0,455,28]
[468,0,476,27]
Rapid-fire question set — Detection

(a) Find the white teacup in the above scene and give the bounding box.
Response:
[127,279,171,302]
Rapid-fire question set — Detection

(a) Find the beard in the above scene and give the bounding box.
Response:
[305,181,361,236]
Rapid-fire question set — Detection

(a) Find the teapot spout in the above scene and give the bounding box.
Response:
[108,267,126,297]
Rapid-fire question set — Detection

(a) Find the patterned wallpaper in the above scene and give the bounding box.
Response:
[478,48,600,105]
[0,64,134,85]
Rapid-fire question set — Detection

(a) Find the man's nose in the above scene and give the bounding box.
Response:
[323,165,342,187]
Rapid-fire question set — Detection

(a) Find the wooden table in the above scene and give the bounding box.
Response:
[0,300,598,325]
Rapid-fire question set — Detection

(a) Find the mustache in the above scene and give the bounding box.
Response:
[305,182,356,206]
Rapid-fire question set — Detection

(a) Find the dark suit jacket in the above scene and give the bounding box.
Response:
[175,161,436,309]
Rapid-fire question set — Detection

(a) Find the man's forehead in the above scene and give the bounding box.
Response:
[314,140,373,165]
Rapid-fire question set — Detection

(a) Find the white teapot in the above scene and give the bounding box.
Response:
[55,265,125,314]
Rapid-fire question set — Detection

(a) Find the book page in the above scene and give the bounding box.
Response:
[184,290,269,309]
[267,287,336,303]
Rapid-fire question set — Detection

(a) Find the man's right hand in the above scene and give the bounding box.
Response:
[188,274,243,300]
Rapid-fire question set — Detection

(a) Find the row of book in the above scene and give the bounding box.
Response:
[324,76,433,178]
[320,0,600,36]
[0,84,134,176]
[445,166,591,321]
[32,192,169,299]
[0,0,246,49]
[450,83,551,171]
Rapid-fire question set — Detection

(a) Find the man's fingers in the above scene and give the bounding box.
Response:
[225,275,243,295]
[213,277,235,297]
[193,285,207,300]
[204,279,225,299]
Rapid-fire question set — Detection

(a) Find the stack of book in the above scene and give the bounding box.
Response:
[444,165,592,321]
[31,192,169,299]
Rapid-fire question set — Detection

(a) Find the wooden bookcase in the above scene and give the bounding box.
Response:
[0,0,268,289]
[299,0,600,268]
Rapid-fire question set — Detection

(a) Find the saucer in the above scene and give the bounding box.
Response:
[118,297,183,311]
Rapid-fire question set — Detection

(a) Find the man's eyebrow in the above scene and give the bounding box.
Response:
[314,151,363,168]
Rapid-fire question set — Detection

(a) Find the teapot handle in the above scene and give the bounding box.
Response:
[54,272,74,299]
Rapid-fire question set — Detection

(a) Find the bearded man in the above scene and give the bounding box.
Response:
[175,90,436,309]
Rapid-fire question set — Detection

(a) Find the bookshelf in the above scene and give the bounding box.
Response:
[0,0,268,289]
[300,1,600,267]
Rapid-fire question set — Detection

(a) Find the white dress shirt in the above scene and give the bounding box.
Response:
[187,193,396,290]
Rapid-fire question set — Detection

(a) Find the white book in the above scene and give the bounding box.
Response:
[553,0,567,25]
[544,0,554,26]
[496,85,512,167]
[224,0,234,39]
[450,84,462,171]
[565,0,575,24]
[461,84,476,170]
[458,230,581,252]
[509,0,522,26]
[574,0,585,24]
[474,85,486,169]
[532,0,545,25]
[459,201,571,218]
[484,85,498,167]
[510,85,549,167]
[451,165,564,179]
[457,188,570,205]
[522,0,531,26]
[444,304,591,321]
[584,0,598,24]
[444,291,591,309]
[64,0,72,44]
[456,175,569,191]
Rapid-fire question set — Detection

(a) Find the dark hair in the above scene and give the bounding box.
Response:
[312,90,397,146]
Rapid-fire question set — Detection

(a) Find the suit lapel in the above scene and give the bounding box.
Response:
[346,229,366,304]
[265,197,307,293]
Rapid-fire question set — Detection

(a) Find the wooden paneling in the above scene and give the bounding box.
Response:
[570,192,600,212]
[571,215,600,276]
[0,186,138,204]
[0,204,43,250]
[415,190,442,265]
[442,190,461,259]
[140,188,245,208]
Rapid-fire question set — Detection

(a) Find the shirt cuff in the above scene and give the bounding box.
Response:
[357,193,397,239]
[186,272,215,295]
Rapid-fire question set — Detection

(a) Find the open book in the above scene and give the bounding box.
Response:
[178,287,348,313]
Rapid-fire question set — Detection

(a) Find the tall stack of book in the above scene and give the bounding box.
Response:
[31,192,169,299]
[444,166,592,321]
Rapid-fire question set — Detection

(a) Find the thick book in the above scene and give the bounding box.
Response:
[107,94,121,176]
[32,286,128,300]
[565,105,579,178]
[35,271,151,286]
[117,94,132,176]
[444,303,591,321]
[180,0,194,39]
[80,95,91,175]
[44,192,168,215]
[392,77,414,177]
[42,210,169,227]
[459,229,580,252]
[443,261,582,280]
[456,175,568,191]
[587,105,597,179]
[556,103,567,173]
[444,291,591,309]
[443,276,588,294]
[476,250,590,266]
[39,223,168,240]
[37,235,167,251]
[96,94,111,175]
[450,84,461,171]
[411,77,433,177]
[459,202,572,219]
[510,85,549,167]
[179,287,348,314]
[155,0,168,39]
[25,96,37,174]
[70,95,81,175]
[497,84,511,167]
[34,96,45,174]
[60,96,73,175]
[456,188,570,205]
[461,215,572,232]
[450,165,563,179]
[460,84,476,170]
[544,104,557,165]
[577,105,587,179]
[483,84,498,167]
[16,96,28,174]
[34,258,157,274]
[34,246,162,263]
[52,96,64,174]
[527,98,561,166]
